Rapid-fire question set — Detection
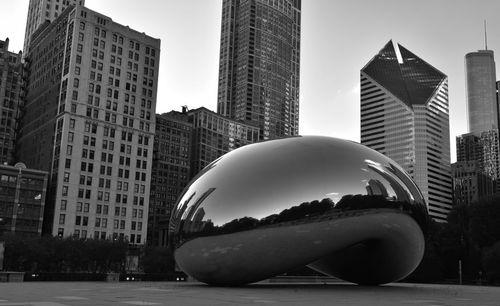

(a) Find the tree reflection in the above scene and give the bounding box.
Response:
[174,193,427,247]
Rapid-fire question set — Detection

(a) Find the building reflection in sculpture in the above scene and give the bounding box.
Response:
[169,136,429,286]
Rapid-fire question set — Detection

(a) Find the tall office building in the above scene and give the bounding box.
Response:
[465,50,498,133]
[454,49,500,203]
[23,0,85,56]
[148,110,193,246]
[0,39,23,164]
[360,40,452,222]
[18,6,160,244]
[217,0,301,140]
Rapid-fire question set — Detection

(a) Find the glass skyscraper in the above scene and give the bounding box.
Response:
[217,0,301,140]
[360,40,452,222]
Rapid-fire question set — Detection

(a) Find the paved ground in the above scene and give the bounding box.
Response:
[0,281,499,305]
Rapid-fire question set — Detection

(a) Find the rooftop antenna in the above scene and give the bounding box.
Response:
[484,20,488,50]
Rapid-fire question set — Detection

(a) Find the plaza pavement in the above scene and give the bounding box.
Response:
[0,281,499,305]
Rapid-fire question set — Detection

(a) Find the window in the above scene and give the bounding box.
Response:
[59,214,65,225]
[62,185,68,196]
[61,200,67,211]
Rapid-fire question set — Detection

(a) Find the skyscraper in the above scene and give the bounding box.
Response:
[454,47,500,202]
[360,40,452,222]
[0,38,22,164]
[465,50,498,133]
[148,110,193,246]
[23,0,85,55]
[217,0,301,140]
[18,5,160,244]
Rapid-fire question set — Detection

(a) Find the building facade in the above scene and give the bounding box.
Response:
[148,110,193,246]
[360,40,452,222]
[217,0,301,140]
[453,130,499,202]
[23,0,85,56]
[148,107,260,246]
[0,39,23,164]
[188,107,260,177]
[465,50,498,134]
[452,160,495,206]
[0,163,48,237]
[18,6,160,244]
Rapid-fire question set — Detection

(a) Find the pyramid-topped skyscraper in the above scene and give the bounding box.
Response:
[361,40,452,222]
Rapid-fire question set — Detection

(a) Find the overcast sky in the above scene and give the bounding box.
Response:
[2,0,500,162]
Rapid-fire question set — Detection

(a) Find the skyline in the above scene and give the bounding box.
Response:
[3,0,500,162]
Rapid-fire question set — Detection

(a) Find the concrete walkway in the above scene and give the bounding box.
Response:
[0,281,499,305]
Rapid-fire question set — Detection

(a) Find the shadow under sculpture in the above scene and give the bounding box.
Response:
[169,136,429,286]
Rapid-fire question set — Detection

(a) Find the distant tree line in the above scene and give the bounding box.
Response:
[1,234,175,274]
[408,195,500,284]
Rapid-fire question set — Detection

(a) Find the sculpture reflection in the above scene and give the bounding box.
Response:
[170,136,429,286]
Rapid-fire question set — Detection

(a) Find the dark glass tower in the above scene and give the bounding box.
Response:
[361,40,452,222]
[217,0,301,140]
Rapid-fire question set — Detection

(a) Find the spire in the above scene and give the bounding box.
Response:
[484,20,488,50]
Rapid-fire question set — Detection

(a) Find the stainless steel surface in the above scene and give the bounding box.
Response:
[170,136,429,285]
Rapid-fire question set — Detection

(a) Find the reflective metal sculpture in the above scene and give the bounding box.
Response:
[169,136,429,285]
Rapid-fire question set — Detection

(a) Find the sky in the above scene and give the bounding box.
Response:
[2,0,500,162]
